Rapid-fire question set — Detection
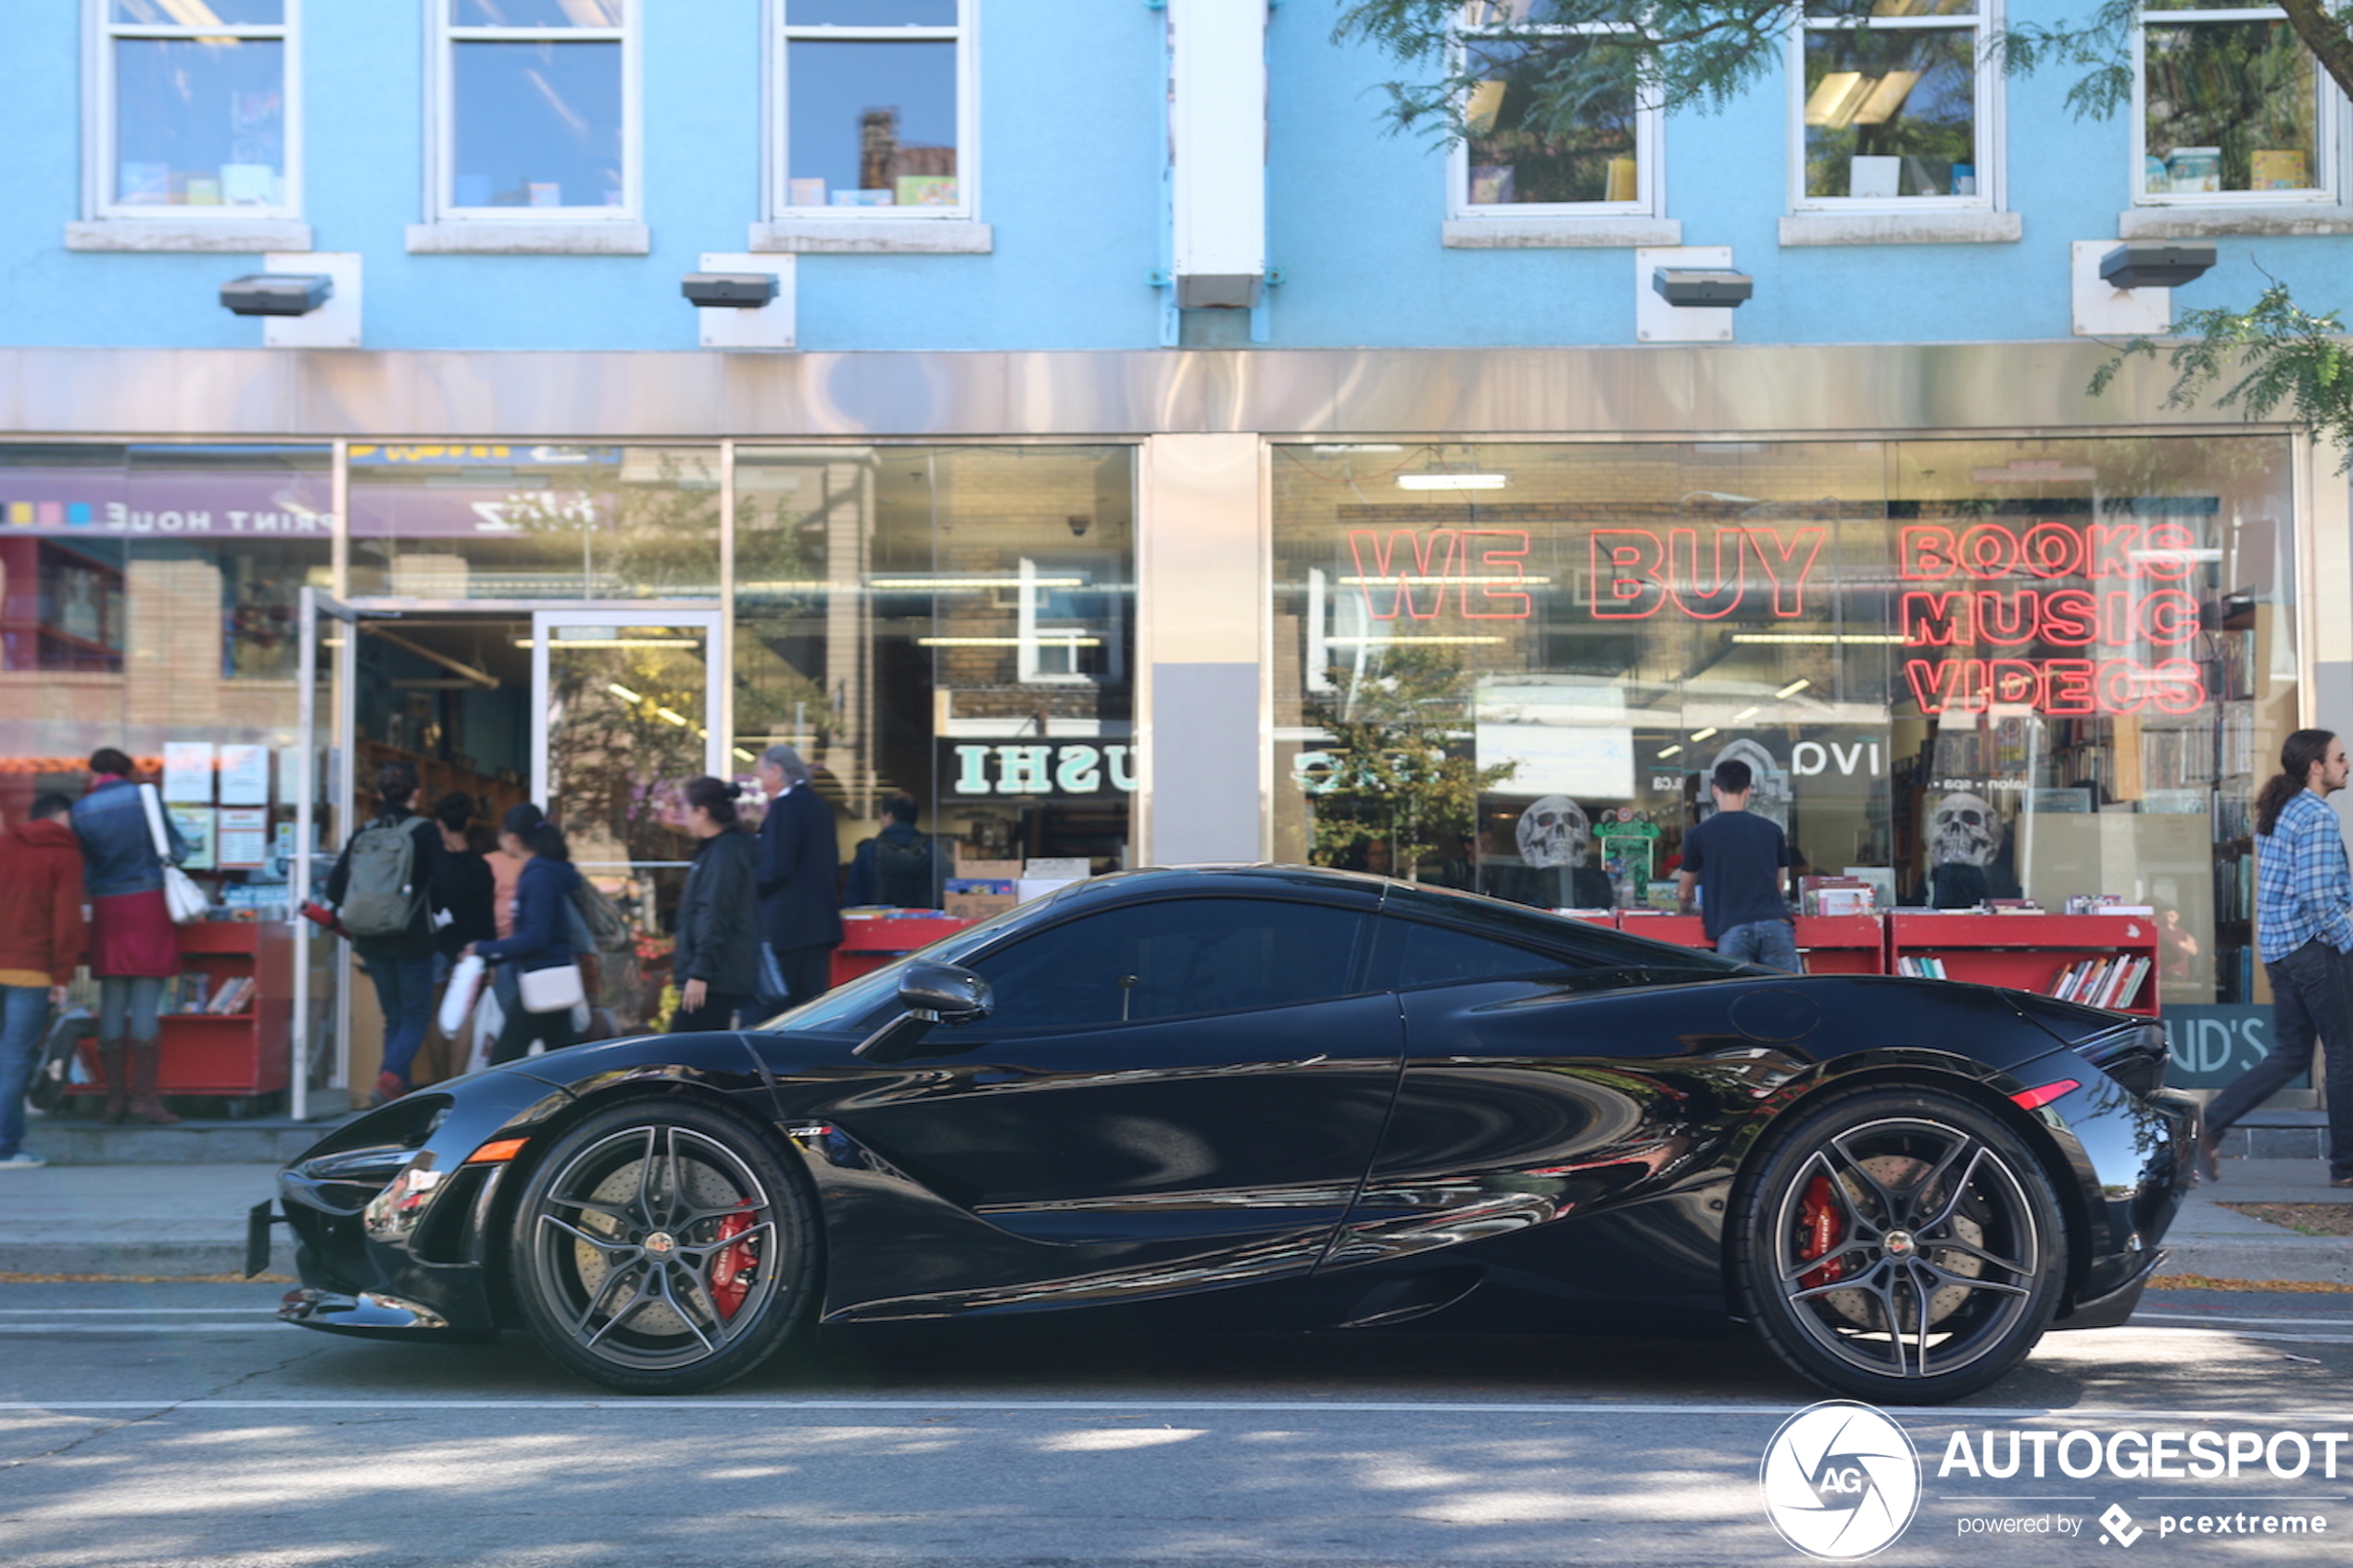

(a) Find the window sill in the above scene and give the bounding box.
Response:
[1441,216,1681,249]
[405,220,650,255]
[1779,210,2021,246]
[66,218,314,253]
[2119,203,2353,238]
[748,220,993,254]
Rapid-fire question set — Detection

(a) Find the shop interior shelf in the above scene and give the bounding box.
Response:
[831,912,976,986]
[1793,914,1887,974]
[75,921,292,1104]
[1883,911,2160,1016]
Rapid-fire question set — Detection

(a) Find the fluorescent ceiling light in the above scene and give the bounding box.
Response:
[1731,633,1909,644]
[1775,678,1812,698]
[732,747,756,762]
[2129,547,2223,564]
[1656,745,1683,759]
[868,576,1084,590]
[607,683,642,704]
[514,637,698,648]
[656,707,688,727]
[1323,634,1506,646]
[1396,471,1510,492]
[1804,71,1872,129]
[1310,444,1406,455]
[1731,706,1761,723]
[1336,575,1554,587]
[1851,70,1920,125]
[1689,727,1719,742]
[916,635,1102,647]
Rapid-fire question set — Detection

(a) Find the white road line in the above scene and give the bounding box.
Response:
[2123,1325,2353,1346]
[0,1399,2350,1421]
[0,1309,272,1317]
[0,1323,296,1334]
[2136,1311,2353,1328]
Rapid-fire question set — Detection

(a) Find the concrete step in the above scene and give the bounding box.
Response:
[21,1113,357,1167]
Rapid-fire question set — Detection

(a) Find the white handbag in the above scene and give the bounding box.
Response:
[137,783,209,924]
[438,954,486,1035]
[518,960,586,1015]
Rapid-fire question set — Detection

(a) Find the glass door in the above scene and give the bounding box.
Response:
[294,588,361,1121]
[529,609,726,1031]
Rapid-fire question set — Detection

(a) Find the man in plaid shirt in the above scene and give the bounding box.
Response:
[2202,729,2353,1186]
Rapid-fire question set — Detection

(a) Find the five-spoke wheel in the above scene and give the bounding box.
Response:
[508,1100,817,1394]
[1734,1086,2065,1404]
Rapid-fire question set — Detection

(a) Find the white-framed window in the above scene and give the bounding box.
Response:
[1791,0,1998,211]
[90,1,299,218]
[427,0,637,221]
[1017,557,1123,684]
[2135,3,2336,203]
[1448,2,1661,218]
[770,0,974,220]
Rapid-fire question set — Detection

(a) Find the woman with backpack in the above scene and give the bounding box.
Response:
[468,805,585,1065]
[669,776,760,1032]
[69,748,190,1124]
[324,760,442,1105]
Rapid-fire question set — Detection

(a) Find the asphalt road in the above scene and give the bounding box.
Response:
[2,1282,2349,1567]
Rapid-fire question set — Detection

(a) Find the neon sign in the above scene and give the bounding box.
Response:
[1589,527,1828,620]
[1348,529,1533,619]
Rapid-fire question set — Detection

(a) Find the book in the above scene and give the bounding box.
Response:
[788,177,826,207]
[895,175,959,207]
[2252,149,2309,190]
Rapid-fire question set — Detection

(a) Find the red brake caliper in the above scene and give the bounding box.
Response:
[1797,1174,1846,1289]
[710,1208,758,1320]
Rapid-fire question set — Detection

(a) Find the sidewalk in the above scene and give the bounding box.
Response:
[0,1154,2344,1284]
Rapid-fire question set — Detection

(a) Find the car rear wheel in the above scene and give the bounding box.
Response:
[1733,1085,2064,1405]
[508,1099,817,1394]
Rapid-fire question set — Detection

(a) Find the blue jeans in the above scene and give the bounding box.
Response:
[0,985,50,1160]
[1718,918,1802,973]
[365,954,436,1088]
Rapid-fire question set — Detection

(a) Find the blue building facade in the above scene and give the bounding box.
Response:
[0,2,2344,1100]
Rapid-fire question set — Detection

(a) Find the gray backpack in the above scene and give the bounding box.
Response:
[341,818,422,938]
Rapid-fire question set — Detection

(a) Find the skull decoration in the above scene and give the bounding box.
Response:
[1516,795,1590,869]
[1929,791,2005,868]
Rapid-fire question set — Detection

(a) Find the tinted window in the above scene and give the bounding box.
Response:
[972,898,1370,1030]
[1378,919,1561,989]
[1381,884,1744,973]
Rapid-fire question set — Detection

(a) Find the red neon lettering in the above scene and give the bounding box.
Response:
[2086,522,2143,580]
[1350,529,1457,620]
[1989,659,2042,706]
[2100,588,2136,646]
[1906,659,1989,715]
[1590,529,1667,619]
[1459,529,1532,620]
[2040,588,2096,646]
[2095,659,2147,713]
[1976,590,2039,646]
[1901,591,1973,646]
[2020,521,2082,579]
[2141,587,2199,646]
[2139,522,2196,581]
[2147,657,2208,713]
[1667,527,1745,619]
[1899,526,1957,581]
[1957,523,2018,580]
[2043,659,2096,714]
[1746,526,1826,617]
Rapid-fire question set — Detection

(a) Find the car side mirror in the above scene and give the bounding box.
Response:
[897,961,992,1023]
[852,962,993,1063]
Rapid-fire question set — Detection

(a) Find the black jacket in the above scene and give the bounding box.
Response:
[431,842,498,958]
[673,829,761,997]
[324,809,440,962]
[755,784,844,951]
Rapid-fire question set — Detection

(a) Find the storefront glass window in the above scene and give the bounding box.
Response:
[1271,436,2298,1008]
[106,3,290,212]
[0,442,333,914]
[732,444,1134,874]
[2140,7,2322,197]
[346,444,720,600]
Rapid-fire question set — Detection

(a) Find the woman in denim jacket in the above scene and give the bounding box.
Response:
[68,747,188,1124]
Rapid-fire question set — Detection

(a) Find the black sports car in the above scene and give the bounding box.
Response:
[263,866,2196,1404]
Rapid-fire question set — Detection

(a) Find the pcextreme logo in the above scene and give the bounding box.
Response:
[1760,1400,1923,1559]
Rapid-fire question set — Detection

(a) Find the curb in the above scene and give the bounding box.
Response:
[2158,1237,2353,1287]
[0,1240,296,1277]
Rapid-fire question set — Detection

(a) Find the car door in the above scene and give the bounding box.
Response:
[827,893,1403,1295]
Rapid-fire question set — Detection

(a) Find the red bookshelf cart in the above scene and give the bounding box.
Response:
[831,913,975,987]
[1883,912,2160,1016]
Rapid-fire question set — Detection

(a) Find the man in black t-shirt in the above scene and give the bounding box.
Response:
[1677,758,1798,972]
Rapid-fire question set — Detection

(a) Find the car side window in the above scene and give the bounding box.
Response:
[969,897,1371,1031]
[1373,917,1562,991]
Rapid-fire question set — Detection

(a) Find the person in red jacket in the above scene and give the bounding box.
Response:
[0,794,90,1168]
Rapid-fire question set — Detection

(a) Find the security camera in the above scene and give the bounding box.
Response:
[220,274,333,316]
[1067,514,1091,537]
[681,272,779,308]
[2099,242,2217,291]
[1652,268,1753,308]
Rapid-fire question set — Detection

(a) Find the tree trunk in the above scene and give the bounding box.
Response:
[2276,0,2353,107]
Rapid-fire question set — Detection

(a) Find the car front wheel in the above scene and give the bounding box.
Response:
[508,1098,817,1394]
[1733,1085,2065,1405]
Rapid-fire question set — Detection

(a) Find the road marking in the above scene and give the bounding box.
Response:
[2136,1311,2353,1328]
[2124,1325,2353,1346]
[0,1323,296,1334]
[0,1309,274,1316]
[1,1399,2350,1420]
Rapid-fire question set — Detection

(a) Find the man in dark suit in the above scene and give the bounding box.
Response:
[753,744,843,1010]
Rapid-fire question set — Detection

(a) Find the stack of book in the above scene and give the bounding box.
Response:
[1800,876,1876,916]
[170,973,257,1015]
[1895,956,1949,979]
[2049,955,2150,1010]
